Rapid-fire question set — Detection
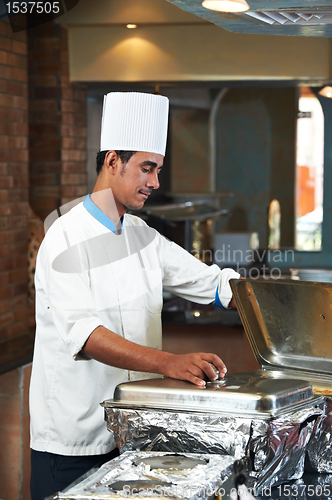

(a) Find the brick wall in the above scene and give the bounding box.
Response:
[0,364,31,500]
[0,18,88,500]
[28,23,87,222]
[28,22,62,222]
[60,28,87,206]
[0,19,31,370]
[0,19,88,371]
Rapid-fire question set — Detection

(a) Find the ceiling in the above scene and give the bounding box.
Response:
[55,0,332,85]
[165,0,332,37]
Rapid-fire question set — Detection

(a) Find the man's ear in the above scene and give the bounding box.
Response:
[104,151,119,174]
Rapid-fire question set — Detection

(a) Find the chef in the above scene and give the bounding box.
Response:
[29,92,240,500]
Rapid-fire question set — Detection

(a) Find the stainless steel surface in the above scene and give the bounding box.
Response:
[103,372,314,418]
[139,201,228,222]
[205,362,222,382]
[230,279,332,382]
[290,268,332,283]
[256,369,332,395]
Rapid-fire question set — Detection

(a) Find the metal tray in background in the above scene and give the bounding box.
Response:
[102,371,315,419]
[137,201,228,221]
[230,279,332,393]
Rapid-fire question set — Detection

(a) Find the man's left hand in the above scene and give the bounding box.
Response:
[228,295,237,309]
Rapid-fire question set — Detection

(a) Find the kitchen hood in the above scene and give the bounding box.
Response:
[166,0,332,36]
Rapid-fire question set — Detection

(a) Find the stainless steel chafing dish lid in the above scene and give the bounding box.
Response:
[102,372,314,417]
[230,279,332,382]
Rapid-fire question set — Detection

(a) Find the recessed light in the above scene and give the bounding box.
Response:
[126,24,137,29]
[202,0,249,13]
[318,86,332,98]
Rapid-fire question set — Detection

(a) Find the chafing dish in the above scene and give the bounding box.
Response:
[102,379,322,493]
[231,279,332,394]
[108,374,315,419]
[102,279,332,490]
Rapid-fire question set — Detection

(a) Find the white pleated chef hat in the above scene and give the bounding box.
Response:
[100,92,169,156]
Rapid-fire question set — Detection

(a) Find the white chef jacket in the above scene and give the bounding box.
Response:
[29,195,240,456]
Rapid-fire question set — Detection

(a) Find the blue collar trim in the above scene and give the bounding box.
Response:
[83,193,123,234]
[214,285,224,309]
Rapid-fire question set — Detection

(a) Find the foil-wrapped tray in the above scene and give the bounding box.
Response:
[49,451,239,500]
[102,402,324,494]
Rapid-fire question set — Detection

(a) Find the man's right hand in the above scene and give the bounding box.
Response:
[83,326,227,388]
[161,352,227,387]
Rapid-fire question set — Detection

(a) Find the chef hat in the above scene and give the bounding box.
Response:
[100,92,169,156]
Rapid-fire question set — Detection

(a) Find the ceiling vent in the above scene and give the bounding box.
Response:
[243,8,332,26]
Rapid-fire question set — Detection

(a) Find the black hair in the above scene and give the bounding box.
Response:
[96,150,136,175]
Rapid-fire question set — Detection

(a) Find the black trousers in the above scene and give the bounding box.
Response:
[30,448,119,500]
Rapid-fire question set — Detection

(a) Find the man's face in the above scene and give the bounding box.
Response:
[111,151,164,214]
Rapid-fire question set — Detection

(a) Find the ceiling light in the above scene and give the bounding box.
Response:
[319,86,332,98]
[126,24,137,29]
[202,0,249,13]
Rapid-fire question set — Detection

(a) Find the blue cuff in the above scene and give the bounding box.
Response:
[214,285,224,308]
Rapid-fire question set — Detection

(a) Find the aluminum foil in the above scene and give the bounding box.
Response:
[104,401,324,495]
[249,405,323,493]
[105,408,251,459]
[254,473,332,500]
[306,397,332,473]
[51,451,238,500]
